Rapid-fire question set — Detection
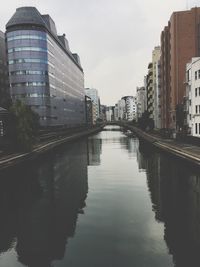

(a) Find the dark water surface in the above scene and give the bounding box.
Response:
[0,126,200,267]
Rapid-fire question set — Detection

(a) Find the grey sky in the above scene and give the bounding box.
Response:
[0,0,199,105]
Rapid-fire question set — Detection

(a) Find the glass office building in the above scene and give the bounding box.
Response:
[6,7,85,127]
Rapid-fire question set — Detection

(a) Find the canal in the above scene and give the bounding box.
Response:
[0,125,200,267]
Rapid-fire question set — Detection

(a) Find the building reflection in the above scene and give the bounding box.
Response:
[119,136,138,158]
[0,140,88,267]
[0,167,41,256]
[138,140,200,267]
[87,138,102,166]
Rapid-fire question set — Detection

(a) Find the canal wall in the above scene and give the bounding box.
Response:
[0,126,102,170]
[121,124,200,167]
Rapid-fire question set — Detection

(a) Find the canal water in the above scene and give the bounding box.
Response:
[0,125,200,267]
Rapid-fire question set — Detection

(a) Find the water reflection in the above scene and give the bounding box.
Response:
[0,127,200,267]
[87,138,102,166]
[0,140,89,267]
[120,137,138,158]
[139,141,200,267]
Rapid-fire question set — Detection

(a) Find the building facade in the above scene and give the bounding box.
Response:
[0,107,9,138]
[85,88,100,123]
[152,47,161,129]
[161,7,200,130]
[100,105,107,122]
[85,95,93,126]
[146,63,153,119]
[186,57,200,137]
[122,96,137,121]
[118,99,126,120]
[6,7,85,127]
[0,31,9,109]
[160,26,170,129]
[136,86,146,119]
[106,106,114,122]
[0,31,9,140]
[114,104,119,121]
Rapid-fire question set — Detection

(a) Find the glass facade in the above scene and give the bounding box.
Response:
[6,9,85,127]
[46,33,85,126]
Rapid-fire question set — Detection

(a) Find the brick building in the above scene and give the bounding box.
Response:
[161,7,200,130]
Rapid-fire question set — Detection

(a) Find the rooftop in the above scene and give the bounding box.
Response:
[6,7,82,71]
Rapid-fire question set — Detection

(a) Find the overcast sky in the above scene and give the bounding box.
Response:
[0,0,200,105]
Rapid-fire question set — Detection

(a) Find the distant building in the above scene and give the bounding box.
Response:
[85,88,100,123]
[146,63,153,119]
[186,57,200,137]
[122,96,137,121]
[0,31,9,109]
[85,95,93,126]
[118,99,126,120]
[6,7,85,127]
[114,104,119,121]
[152,46,161,129]
[145,47,161,128]
[106,106,114,122]
[100,105,107,122]
[136,86,146,119]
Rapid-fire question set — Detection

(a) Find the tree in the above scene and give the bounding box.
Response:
[96,118,103,125]
[138,111,154,131]
[8,100,39,151]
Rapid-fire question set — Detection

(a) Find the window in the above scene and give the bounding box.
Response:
[196,123,198,134]
[199,87,200,96]
[11,82,48,87]
[189,100,191,106]
[10,70,48,76]
[8,47,48,53]
[187,69,191,81]
[27,93,49,98]
[0,120,3,137]
[195,88,198,96]
[199,105,200,113]
[196,105,198,113]
[195,71,197,80]
[199,123,200,134]
[12,93,49,98]
[40,116,47,120]
[198,69,200,79]
[7,34,46,42]
[9,58,48,64]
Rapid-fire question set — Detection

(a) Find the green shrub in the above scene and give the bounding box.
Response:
[8,100,39,151]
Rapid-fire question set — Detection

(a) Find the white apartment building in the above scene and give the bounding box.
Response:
[186,57,200,137]
[136,86,146,119]
[152,46,161,129]
[106,106,114,122]
[118,99,126,120]
[122,96,137,121]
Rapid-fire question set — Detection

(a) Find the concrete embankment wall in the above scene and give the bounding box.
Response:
[121,124,200,167]
[0,126,102,171]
